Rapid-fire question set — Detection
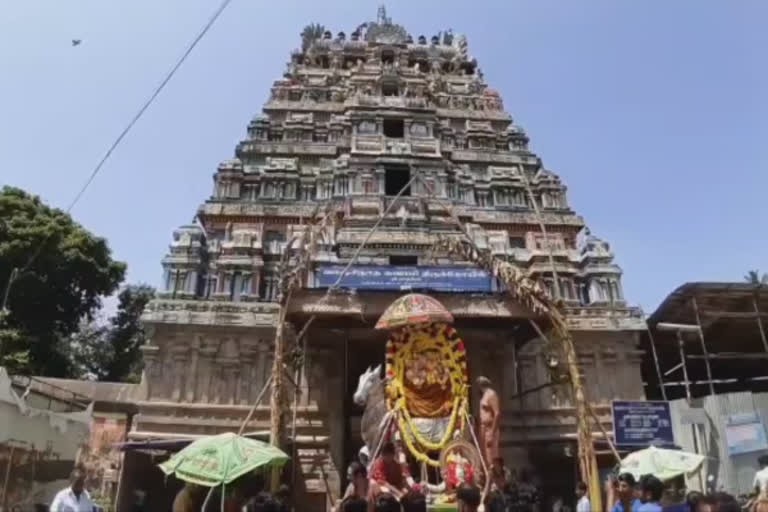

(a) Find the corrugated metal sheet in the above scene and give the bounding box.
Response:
[669,391,768,495]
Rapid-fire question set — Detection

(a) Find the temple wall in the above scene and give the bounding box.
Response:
[139,325,277,405]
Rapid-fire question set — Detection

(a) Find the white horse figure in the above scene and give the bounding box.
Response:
[353,365,389,457]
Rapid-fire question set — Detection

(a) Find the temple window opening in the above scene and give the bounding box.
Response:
[383,118,404,138]
[382,82,399,97]
[508,236,526,249]
[389,255,417,266]
[385,166,411,196]
[264,230,286,253]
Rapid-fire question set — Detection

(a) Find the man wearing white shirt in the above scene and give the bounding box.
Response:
[575,481,590,512]
[50,468,94,512]
[754,455,768,496]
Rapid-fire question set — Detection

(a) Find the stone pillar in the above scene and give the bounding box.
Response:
[140,345,160,401]
[199,343,218,403]
[239,341,257,405]
[256,339,271,393]
[171,345,188,402]
[185,336,201,403]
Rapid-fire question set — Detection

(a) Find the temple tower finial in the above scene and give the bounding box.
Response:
[377,5,391,25]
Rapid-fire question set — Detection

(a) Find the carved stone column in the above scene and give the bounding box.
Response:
[199,342,218,404]
[140,345,160,401]
[256,339,271,393]
[217,337,240,404]
[171,344,189,402]
[185,336,201,403]
[239,341,258,405]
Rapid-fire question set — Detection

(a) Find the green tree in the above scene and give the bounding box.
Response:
[0,186,125,376]
[70,284,155,382]
[745,269,768,285]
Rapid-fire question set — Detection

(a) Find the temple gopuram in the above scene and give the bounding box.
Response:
[124,9,645,510]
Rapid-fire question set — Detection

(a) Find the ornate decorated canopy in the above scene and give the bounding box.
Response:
[375,293,454,330]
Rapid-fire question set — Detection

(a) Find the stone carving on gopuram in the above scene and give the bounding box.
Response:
[130,7,646,510]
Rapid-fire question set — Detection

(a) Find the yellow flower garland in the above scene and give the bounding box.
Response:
[385,324,470,466]
[399,396,464,452]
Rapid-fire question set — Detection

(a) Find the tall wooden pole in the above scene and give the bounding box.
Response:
[520,165,561,300]
[753,295,768,353]
[269,318,287,490]
[646,323,668,400]
[691,297,715,396]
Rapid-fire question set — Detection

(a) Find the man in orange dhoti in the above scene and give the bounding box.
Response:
[476,376,499,466]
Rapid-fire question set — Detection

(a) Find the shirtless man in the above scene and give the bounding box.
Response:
[476,376,500,466]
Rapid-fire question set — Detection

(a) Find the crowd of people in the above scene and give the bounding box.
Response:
[40,451,768,511]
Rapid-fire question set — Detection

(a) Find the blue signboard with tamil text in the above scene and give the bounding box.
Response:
[313,265,493,293]
[612,400,674,447]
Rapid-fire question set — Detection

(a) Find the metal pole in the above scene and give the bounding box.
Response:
[753,296,768,353]
[691,297,715,396]
[676,331,692,402]
[646,323,668,400]
[677,329,705,491]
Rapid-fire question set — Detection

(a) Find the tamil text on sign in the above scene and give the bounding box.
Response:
[612,400,674,447]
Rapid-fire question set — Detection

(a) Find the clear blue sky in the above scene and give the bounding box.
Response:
[1,0,766,315]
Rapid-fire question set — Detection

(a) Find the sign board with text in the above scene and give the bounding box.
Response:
[313,265,494,293]
[725,412,768,455]
[612,400,674,447]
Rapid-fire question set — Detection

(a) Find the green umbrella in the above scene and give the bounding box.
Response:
[159,432,290,487]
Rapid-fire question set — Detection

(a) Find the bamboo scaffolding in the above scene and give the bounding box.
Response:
[258,168,602,506]
[753,296,768,353]
[263,175,418,493]
[645,323,668,400]
[416,174,602,511]
[691,297,715,396]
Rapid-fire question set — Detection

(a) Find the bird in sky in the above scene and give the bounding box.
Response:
[71,39,82,47]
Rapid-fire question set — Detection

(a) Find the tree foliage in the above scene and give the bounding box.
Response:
[70,284,154,382]
[0,186,126,376]
[745,269,768,285]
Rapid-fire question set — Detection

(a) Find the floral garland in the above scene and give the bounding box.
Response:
[399,395,464,451]
[385,323,470,465]
[396,407,441,468]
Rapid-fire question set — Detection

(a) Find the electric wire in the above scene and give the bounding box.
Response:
[1,0,236,313]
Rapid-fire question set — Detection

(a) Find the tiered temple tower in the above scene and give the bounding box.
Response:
[133,10,645,509]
